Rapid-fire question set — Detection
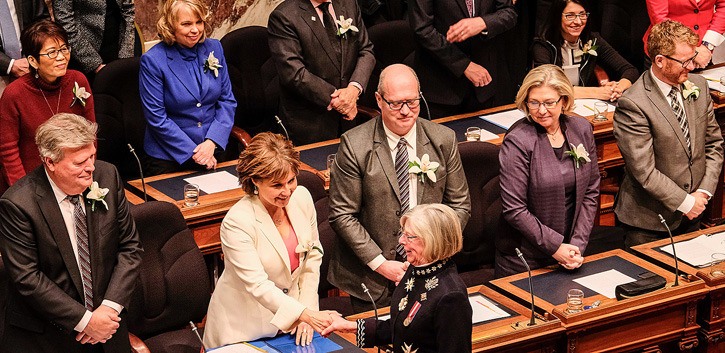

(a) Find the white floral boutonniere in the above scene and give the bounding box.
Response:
[408,154,439,183]
[582,38,598,56]
[402,342,418,353]
[564,143,591,169]
[203,51,222,78]
[682,80,701,100]
[335,16,359,37]
[71,81,91,107]
[295,240,324,260]
[86,181,109,211]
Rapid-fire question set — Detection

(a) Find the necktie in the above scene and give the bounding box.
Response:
[0,0,22,59]
[465,0,474,17]
[318,2,342,60]
[668,87,691,154]
[68,195,94,311]
[394,138,409,258]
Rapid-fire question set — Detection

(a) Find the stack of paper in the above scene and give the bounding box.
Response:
[572,99,615,118]
[659,231,725,267]
[481,109,525,130]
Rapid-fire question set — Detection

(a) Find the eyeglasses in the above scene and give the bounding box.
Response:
[661,51,699,68]
[562,12,590,22]
[380,95,422,111]
[398,229,419,243]
[37,46,71,59]
[526,97,562,110]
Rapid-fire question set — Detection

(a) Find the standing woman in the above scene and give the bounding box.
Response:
[496,64,600,278]
[139,0,236,176]
[0,19,95,189]
[204,133,333,348]
[532,0,638,101]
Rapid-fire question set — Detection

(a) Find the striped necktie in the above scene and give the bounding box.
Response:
[68,195,94,311]
[668,86,691,155]
[394,138,409,258]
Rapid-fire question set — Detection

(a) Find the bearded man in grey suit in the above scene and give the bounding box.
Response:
[268,0,375,145]
[328,64,470,312]
[614,20,724,248]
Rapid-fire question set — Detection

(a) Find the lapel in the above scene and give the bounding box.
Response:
[372,118,401,201]
[35,173,85,301]
[81,189,100,301]
[455,0,472,17]
[286,197,310,279]
[165,45,202,102]
[299,0,342,71]
[561,118,585,232]
[253,198,293,274]
[643,71,691,157]
[682,80,699,156]
[415,122,433,204]
[13,0,25,31]
[196,43,210,100]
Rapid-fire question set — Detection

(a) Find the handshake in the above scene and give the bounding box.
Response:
[293,308,359,347]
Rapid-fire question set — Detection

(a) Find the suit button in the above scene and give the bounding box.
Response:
[196,102,202,107]
[282,288,289,294]
[694,24,700,30]
[395,210,401,216]
[694,9,699,14]
[685,183,690,189]
[390,250,396,255]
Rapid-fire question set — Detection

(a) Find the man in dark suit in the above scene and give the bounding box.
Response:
[410,0,517,117]
[614,20,724,248]
[0,0,47,84]
[328,64,470,312]
[268,0,375,145]
[0,113,143,352]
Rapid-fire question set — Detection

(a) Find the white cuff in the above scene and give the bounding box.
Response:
[367,254,386,271]
[74,310,93,332]
[697,188,713,200]
[349,82,363,95]
[677,193,696,214]
[102,299,123,314]
[5,59,14,75]
[703,30,725,47]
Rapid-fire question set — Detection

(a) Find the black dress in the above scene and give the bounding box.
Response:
[356,259,472,353]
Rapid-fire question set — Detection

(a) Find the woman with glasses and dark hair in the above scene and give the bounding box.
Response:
[495,64,600,278]
[532,0,638,102]
[0,19,95,190]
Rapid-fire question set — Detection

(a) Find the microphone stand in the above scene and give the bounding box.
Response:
[127,144,147,202]
[190,321,206,352]
[659,214,680,286]
[515,248,536,326]
[275,115,290,140]
[362,283,381,353]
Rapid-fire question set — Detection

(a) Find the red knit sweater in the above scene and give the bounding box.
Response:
[0,70,95,187]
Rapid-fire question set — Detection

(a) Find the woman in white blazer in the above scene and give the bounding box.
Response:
[203,132,333,348]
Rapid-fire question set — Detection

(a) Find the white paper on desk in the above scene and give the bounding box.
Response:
[469,293,510,324]
[207,342,264,352]
[700,66,725,92]
[480,109,525,130]
[572,99,615,117]
[184,171,240,194]
[660,231,725,267]
[573,269,637,299]
[478,129,499,141]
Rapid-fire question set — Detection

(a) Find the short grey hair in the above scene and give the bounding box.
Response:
[400,204,463,262]
[35,113,97,162]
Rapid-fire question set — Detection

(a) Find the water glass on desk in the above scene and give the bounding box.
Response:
[325,154,335,184]
[711,253,725,277]
[566,289,584,313]
[593,102,608,122]
[465,127,481,141]
[184,184,200,207]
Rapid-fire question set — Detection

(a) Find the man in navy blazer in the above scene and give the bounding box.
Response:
[0,114,142,352]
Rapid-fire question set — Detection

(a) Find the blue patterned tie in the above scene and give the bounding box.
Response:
[0,1,22,59]
[394,138,409,258]
[69,195,94,310]
[669,86,691,155]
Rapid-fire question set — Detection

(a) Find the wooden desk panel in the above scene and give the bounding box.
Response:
[490,250,708,352]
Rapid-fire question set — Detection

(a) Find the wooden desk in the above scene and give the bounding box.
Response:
[632,225,725,352]
[490,250,708,352]
[338,285,564,353]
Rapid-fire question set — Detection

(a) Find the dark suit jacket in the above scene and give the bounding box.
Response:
[0,161,143,352]
[328,117,470,302]
[268,0,375,145]
[0,0,47,75]
[498,116,600,266]
[409,0,516,106]
[614,71,724,230]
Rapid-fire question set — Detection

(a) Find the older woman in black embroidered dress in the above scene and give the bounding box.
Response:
[322,204,472,352]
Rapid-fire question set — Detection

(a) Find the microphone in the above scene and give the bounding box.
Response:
[275,115,290,140]
[420,92,431,120]
[515,248,536,326]
[127,144,147,202]
[659,214,680,287]
[361,283,381,353]
[189,321,206,352]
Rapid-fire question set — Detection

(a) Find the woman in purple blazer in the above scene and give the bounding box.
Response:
[496,64,600,278]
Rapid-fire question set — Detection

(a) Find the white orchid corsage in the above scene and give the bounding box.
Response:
[295,240,324,260]
[203,51,222,78]
[86,181,109,211]
[335,16,359,37]
[582,38,598,57]
[408,154,439,183]
[71,81,91,107]
[402,342,418,353]
[564,143,591,169]
[682,80,701,100]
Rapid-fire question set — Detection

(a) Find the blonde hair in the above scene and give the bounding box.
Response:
[516,64,575,121]
[400,204,462,262]
[647,20,699,58]
[156,0,210,45]
[35,113,97,162]
[236,132,300,194]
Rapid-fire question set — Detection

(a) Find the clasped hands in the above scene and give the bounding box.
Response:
[445,18,493,88]
[328,85,359,121]
[193,139,217,170]
[553,243,584,270]
[685,191,710,220]
[75,305,120,345]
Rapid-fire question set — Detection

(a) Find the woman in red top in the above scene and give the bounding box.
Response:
[0,19,95,190]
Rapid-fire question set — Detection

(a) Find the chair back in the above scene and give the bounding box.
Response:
[127,201,211,339]
[0,257,6,341]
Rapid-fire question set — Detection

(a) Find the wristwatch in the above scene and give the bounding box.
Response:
[703,41,716,52]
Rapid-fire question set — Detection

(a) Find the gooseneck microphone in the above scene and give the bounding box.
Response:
[659,214,680,286]
[189,321,206,352]
[275,115,290,140]
[127,144,147,202]
[515,248,536,326]
[420,92,431,120]
[361,283,381,353]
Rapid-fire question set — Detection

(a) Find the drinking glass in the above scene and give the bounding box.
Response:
[593,101,608,122]
[566,289,584,313]
[184,184,200,207]
[711,253,725,277]
[465,127,481,141]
